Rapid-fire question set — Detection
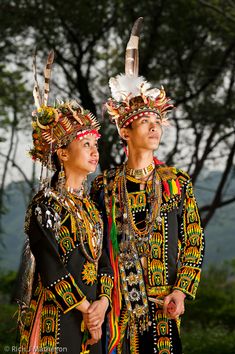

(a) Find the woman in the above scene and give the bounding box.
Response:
[18,52,113,354]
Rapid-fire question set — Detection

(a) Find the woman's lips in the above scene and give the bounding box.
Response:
[89,160,98,165]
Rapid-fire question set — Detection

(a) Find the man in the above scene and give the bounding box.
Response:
[91,18,204,354]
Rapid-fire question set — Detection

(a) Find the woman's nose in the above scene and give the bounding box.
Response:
[91,146,99,155]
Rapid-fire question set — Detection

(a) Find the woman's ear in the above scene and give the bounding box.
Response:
[120,127,129,141]
[56,147,69,162]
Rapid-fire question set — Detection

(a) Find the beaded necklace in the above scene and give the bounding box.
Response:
[121,164,162,250]
[66,186,83,198]
[126,171,154,185]
[125,161,155,179]
[50,190,103,264]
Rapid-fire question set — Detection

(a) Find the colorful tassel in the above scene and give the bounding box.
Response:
[175,178,181,195]
[162,181,170,196]
[110,196,119,256]
[107,195,121,353]
[153,157,164,165]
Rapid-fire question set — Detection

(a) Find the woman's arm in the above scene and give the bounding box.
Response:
[27,203,88,314]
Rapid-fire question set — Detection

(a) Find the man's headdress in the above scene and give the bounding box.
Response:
[105,18,173,133]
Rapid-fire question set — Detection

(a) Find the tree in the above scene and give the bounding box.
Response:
[0,69,35,234]
[0,0,234,227]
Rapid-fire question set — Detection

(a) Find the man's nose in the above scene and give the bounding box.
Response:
[150,122,157,131]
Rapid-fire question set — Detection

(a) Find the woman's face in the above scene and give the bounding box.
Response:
[61,134,99,177]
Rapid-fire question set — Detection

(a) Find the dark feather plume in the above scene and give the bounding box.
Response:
[43,50,55,106]
[125,17,143,77]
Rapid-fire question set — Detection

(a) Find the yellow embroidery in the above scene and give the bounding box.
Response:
[82,261,97,285]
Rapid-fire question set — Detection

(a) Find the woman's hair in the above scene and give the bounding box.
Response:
[51,152,61,188]
[51,144,68,187]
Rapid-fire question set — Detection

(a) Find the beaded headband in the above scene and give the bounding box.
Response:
[30,51,100,167]
[105,18,173,132]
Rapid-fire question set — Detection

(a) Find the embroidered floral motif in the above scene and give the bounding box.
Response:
[82,261,97,285]
[129,288,141,302]
[126,272,139,286]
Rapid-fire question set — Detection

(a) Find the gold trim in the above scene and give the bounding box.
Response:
[146,285,172,297]
[63,296,87,314]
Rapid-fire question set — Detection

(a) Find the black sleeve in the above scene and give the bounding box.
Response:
[27,204,86,313]
[91,176,114,304]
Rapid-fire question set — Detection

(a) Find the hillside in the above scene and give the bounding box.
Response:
[0,170,234,271]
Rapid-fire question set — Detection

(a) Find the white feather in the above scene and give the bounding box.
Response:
[144,88,161,99]
[109,74,145,101]
[109,74,160,101]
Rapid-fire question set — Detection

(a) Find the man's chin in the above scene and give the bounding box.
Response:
[145,142,160,151]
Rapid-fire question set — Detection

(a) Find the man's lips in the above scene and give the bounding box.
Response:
[148,134,159,139]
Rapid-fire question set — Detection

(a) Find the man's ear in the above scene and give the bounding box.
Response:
[56,147,69,162]
[120,127,130,141]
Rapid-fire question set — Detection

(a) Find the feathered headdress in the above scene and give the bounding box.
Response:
[30,50,100,167]
[106,17,173,132]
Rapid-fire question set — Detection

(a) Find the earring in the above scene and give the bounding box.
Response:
[58,162,65,194]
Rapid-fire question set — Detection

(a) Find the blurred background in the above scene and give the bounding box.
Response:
[0,0,235,353]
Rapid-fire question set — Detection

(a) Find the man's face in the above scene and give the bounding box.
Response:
[121,114,163,152]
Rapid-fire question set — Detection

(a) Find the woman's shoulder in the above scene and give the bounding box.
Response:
[25,189,63,229]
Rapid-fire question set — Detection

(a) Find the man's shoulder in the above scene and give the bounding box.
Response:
[157,164,191,183]
[156,164,191,199]
[92,166,122,188]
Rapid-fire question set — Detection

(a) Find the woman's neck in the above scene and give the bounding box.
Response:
[65,172,86,190]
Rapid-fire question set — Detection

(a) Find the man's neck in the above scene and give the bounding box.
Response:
[126,150,154,169]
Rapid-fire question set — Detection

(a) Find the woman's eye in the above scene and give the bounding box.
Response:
[141,119,148,123]
[84,142,90,147]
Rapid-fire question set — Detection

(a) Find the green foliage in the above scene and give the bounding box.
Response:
[0,270,17,295]
[181,260,235,353]
[0,0,234,233]
[0,303,19,353]
[0,0,235,168]
[0,271,19,352]
[182,324,235,354]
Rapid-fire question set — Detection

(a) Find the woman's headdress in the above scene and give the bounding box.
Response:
[105,18,173,133]
[30,50,100,167]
